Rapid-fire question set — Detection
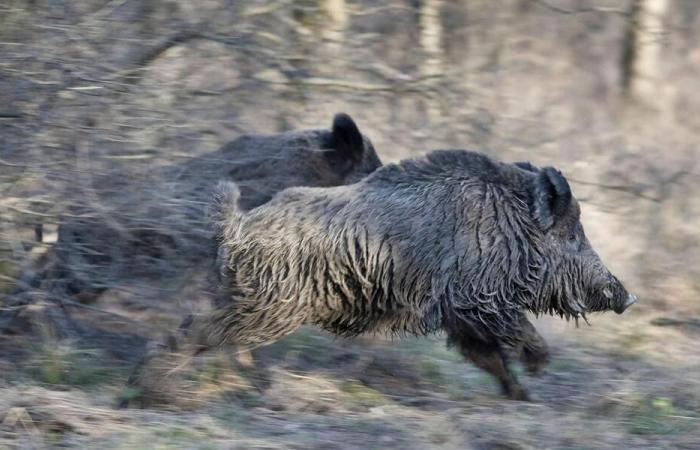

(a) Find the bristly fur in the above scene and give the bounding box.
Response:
[205,149,608,349]
[126,148,634,403]
[209,181,241,230]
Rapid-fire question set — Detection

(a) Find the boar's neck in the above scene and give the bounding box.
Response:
[528,256,588,320]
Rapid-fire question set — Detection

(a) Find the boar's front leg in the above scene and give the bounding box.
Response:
[464,342,529,401]
[448,328,529,401]
[516,315,550,375]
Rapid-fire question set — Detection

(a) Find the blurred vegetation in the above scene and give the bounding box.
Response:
[27,345,115,386]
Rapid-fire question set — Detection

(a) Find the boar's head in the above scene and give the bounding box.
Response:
[519,163,637,318]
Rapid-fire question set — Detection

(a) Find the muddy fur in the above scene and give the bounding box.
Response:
[127,150,634,403]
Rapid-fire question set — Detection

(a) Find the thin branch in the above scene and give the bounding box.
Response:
[241,0,291,18]
[253,74,443,97]
[119,29,244,83]
[124,30,204,79]
[567,178,660,202]
[0,111,22,119]
[0,158,28,167]
[62,298,165,330]
[651,317,700,329]
[529,0,629,15]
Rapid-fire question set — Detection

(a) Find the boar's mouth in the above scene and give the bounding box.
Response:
[541,290,637,322]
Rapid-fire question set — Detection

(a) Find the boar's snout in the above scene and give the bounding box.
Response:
[597,275,636,315]
[614,293,637,314]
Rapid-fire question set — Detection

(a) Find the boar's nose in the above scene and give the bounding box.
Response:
[614,294,637,314]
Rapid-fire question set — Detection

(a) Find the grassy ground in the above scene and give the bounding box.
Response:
[1,301,698,449]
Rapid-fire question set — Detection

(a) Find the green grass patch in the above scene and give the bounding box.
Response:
[262,329,339,365]
[212,403,248,428]
[627,397,698,436]
[394,336,463,364]
[547,357,578,372]
[197,354,229,384]
[340,380,388,407]
[0,248,18,294]
[113,426,220,450]
[118,386,144,404]
[232,389,265,408]
[27,344,117,387]
[418,359,446,384]
[154,425,200,441]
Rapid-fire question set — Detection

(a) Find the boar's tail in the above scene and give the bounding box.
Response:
[210,181,242,238]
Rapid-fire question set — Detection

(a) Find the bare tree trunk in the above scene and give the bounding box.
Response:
[322,0,347,46]
[419,0,444,78]
[621,0,669,104]
[418,0,444,121]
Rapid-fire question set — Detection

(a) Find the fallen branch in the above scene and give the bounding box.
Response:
[651,317,700,329]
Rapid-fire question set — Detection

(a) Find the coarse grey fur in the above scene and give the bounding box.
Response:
[135,149,635,402]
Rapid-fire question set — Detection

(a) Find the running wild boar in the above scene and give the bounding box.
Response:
[2,113,381,334]
[134,149,637,401]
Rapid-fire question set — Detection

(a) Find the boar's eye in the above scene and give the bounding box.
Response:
[566,225,583,251]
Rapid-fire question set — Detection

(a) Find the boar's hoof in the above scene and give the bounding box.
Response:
[503,384,530,401]
[521,348,550,376]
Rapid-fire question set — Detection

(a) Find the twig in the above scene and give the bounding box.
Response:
[0,111,22,119]
[125,30,203,77]
[348,4,415,17]
[241,0,291,18]
[0,158,28,167]
[119,29,243,83]
[61,298,163,331]
[0,203,96,219]
[254,74,443,96]
[567,178,659,202]
[529,0,628,16]
[80,0,133,24]
[651,317,700,329]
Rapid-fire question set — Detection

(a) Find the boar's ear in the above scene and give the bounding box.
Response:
[514,161,540,173]
[533,167,573,230]
[325,113,365,162]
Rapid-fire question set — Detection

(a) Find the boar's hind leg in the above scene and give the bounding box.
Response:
[451,333,529,401]
[517,316,550,375]
[163,304,307,359]
[121,307,305,407]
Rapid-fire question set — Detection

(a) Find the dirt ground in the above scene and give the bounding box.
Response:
[2,1,700,448]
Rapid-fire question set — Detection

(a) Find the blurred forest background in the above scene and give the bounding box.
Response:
[1,0,699,449]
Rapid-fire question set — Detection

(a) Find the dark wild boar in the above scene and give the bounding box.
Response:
[131,149,637,402]
[2,113,381,335]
